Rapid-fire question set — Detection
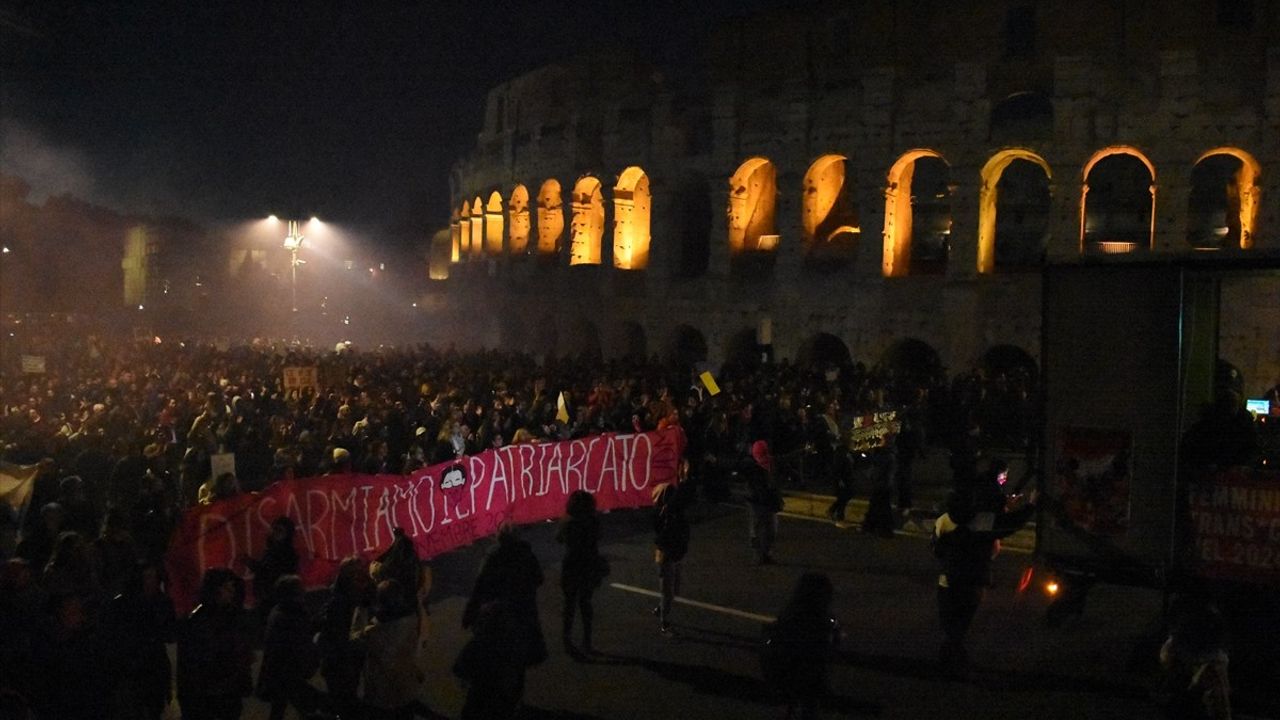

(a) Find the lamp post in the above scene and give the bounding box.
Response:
[282,220,305,313]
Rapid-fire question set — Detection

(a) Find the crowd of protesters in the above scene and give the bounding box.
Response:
[0,329,1041,719]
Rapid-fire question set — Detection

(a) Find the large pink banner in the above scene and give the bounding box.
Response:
[166,428,685,613]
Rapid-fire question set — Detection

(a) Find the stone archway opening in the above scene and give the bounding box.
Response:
[485,191,505,255]
[570,176,605,266]
[533,313,559,360]
[882,337,944,387]
[613,166,651,270]
[723,328,761,370]
[508,184,531,255]
[668,324,708,368]
[1188,148,1261,250]
[980,344,1038,380]
[537,179,564,258]
[470,197,485,257]
[727,157,778,255]
[566,319,602,360]
[800,332,853,368]
[802,154,861,270]
[978,149,1052,273]
[883,150,951,277]
[1080,146,1156,254]
[617,321,647,361]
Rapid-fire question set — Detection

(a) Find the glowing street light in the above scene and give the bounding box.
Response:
[282,219,306,312]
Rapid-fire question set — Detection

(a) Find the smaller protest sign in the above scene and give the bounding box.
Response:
[20,355,45,374]
[699,371,721,396]
[848,411,900,453]
[283,366,319,391]
[210,452,236,480]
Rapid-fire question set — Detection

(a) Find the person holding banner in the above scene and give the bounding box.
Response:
[652,481,690,634]
[745,440,783,565]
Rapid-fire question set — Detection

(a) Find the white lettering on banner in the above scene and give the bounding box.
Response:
[631,433,653,491]
[463,456,483,520]
[614,434,634,492]
[488,452,511,511]
[599,438,619,491]
[331,488,358,552]
[567,439,588,491]
[359,486,376,550]
[583,437,604,493]
[548,443,566,495]
[305,490,329,555]
[535,444,551,496]
[517,445,537,499]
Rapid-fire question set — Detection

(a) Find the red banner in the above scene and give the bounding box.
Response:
[1189,468,1280,587]
[166,428,685,613]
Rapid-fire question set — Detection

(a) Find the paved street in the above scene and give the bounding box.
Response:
[166,494,1280,720]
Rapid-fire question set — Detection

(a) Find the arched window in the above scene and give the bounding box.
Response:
[429,229,452,280]
[458,201,472,257]
[470,197,485,257]
[508,184,530,254]
[537,179,564,257]
[485,191,504,255]
[727,157,778,254]
[570,176,605,265]
[978,149,1052,273]
[1080,146,1156,254]
[613,166,651,270]
[883,150,951,276]
[802,154,860,268]
[668,324,708,367]
[1188,148,1260,250]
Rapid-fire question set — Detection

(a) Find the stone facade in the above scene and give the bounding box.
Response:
[430,1,1280,395]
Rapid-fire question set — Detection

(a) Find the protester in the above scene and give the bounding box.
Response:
[1158,598,1232,720]
[256,575,322,720]
[454,599,527,720]
[243,516,299,615]
[556,489,605,656]
[652,482,690,634]
[745,440,782,565]
[761,572,840,720]
[176,568,253,720]
[462,524,548,672]
[352,579,425,720]
[931,487,1036,677]
[318,557,372,719]
[103,559,175,720]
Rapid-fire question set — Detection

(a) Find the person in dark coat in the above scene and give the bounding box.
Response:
[102,559,175,720]
[932,488,1036,677]
[256,575,321,720]
[462,524,547,694]
[176,568,253,720]
[30,593,111,720]
[762,572,840,720]
[745,440,782,565]
[454,599,527,720]
[318,557,371,719]
[556,490,603,656]
[652,482,689,633]
[243,516,299,615]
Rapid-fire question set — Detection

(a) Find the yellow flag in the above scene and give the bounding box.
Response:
[0,462,39,513]
[556,392,570,423]
[699,370,721,396]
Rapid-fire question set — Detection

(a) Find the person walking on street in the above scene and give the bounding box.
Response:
[932,487,1036,677]
[556,490,605,657]
[652,482,690,634]
[256,575,321,720]
[761,572,841,720]
[745,440,783,565]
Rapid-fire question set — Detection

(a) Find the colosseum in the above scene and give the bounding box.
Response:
[428,0,1280,395]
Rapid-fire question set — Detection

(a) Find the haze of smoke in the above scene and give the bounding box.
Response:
[0,117,97,203]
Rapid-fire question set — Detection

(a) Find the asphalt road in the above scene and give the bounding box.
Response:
[165,499,1277,720]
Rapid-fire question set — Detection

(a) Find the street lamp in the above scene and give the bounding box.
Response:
[282,219,306,312]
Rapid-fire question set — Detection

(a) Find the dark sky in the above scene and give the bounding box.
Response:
[0,0,787,246]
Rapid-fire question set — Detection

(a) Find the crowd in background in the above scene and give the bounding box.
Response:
[0,329,1040,719]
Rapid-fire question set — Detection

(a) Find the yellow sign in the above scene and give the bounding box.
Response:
[556,392,570,423]
[699,371,721,396]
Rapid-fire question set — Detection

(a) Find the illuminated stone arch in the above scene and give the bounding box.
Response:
[570,176,605,265]
[508,184,531,254]
[613,166,651,270]
[727,157,778,254]
[977,149,1052,273]
[536,179,564,256]
[428,228,452,280]
[802,154,861,267]
[449,206,462,262]
[470,197,485,257]
[484,191,505,255]
[1188,147,1261,250]
[882,150,951,277]
[1080,146,1156,254]
[458,201,472,257]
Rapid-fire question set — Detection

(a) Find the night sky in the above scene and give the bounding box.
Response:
[1,0,788,247]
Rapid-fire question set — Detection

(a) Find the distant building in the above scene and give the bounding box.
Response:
[437,0,1280,395]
